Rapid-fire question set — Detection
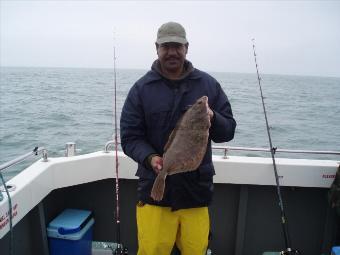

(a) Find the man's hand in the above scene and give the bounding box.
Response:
[150,155,163,174]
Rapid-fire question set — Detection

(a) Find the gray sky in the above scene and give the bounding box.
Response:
[1,1,340,77]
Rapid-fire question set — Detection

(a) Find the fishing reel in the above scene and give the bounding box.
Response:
[280,248,301,255]
[113,244,128,255]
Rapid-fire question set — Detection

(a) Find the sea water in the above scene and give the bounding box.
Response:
[0,67,339,180]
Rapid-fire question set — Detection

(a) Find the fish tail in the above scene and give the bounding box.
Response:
[150,171,167,201]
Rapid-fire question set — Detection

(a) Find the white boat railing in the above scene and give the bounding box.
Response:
[0,147,48,173]
[104,139,340,157]
[1,143,338,173]
[212,145,340,157]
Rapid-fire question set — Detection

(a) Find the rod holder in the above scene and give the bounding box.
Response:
[42,149,48,162]
[65,142,76,157]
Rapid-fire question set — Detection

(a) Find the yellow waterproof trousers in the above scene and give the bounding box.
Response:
[136,204,209,255]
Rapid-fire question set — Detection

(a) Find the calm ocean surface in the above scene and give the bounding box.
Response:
[0,67,339,180]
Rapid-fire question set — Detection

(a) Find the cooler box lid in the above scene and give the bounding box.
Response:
[47,209,93,240]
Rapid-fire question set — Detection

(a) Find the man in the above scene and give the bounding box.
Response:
[120,21,236,255]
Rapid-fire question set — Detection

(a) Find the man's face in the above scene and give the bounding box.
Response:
[156,42,188,74]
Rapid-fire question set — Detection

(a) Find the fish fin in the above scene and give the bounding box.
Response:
[150,171,167,201]
[164,128,177,152]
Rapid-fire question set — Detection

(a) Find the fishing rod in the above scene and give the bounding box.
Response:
[251,39,300,255]
[113,38,128,255]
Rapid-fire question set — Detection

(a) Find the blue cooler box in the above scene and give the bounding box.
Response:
[332,246,340,255]
[47,209,94,255]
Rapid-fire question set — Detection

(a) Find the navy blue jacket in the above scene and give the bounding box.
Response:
[120,61,236,210]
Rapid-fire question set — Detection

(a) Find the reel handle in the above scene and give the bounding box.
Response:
[281,249,300,255]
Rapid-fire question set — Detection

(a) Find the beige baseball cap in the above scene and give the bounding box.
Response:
[156,22,188,44]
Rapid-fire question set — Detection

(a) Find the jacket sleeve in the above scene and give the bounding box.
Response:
[209,82,237,143]
[120,85,157,165]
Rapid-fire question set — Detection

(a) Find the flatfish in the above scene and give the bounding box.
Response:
[150,96,211,201]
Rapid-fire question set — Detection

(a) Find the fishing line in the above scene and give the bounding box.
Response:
[251,39,300,255]
[0,146,39,255]
[112,35,128,255]
[0,171,13,255]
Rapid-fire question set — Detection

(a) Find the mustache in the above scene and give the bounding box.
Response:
[165,57,180,61]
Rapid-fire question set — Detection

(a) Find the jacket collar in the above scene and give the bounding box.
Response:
[143,60,202,84]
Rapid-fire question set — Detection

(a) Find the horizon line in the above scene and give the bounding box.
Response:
[1,65,339,79]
